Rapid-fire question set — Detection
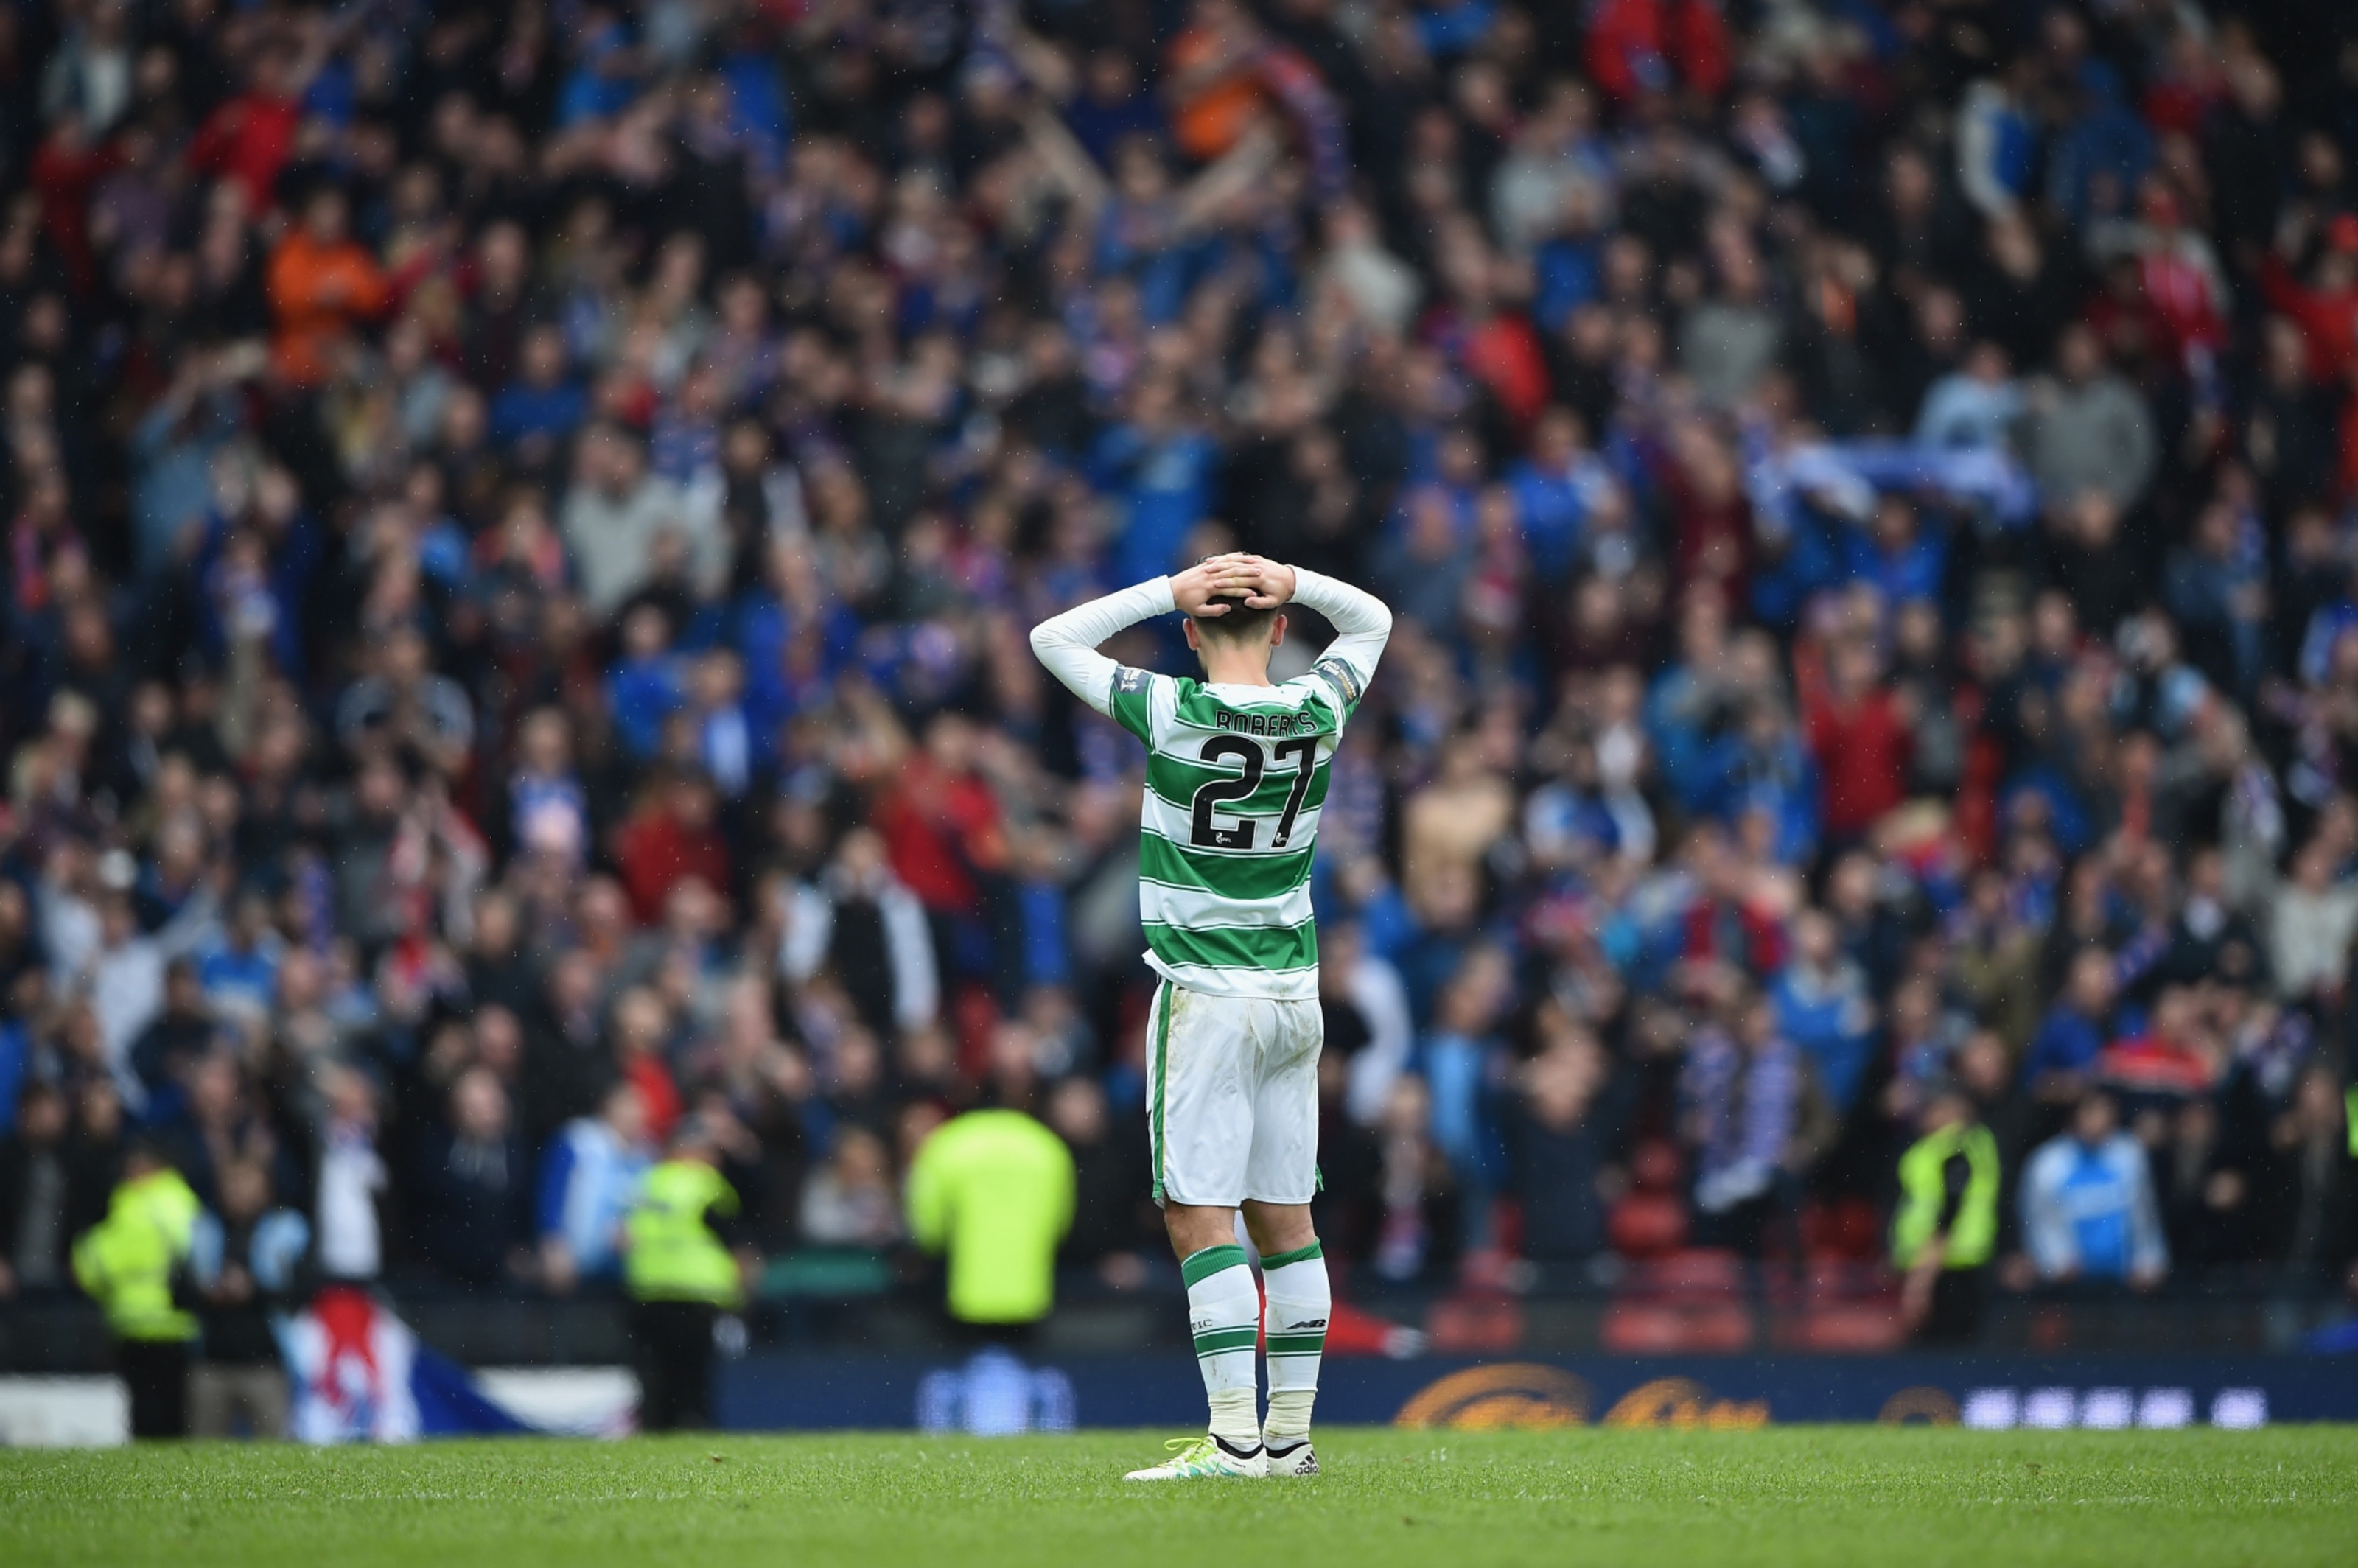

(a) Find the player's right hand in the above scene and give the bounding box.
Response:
[1169,560,1237,618]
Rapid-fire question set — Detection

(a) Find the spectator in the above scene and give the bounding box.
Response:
[1585,0,1729,111]
[612,770,730,930]
[2024,948,2119,1105]
[128,959,214,1108]
[1681,989,1804,1259]
[871,713,1010,979]
[536,1083,653,1294]
[334,625,474,780]
[194,892,284,1026]
[2018,1091,2169,1289]
[1365,1074,1465,1285]
[2155,1096,2261,1275]
[1044,1076,1155,1285]
[187,1158,309,1438]
[2260,1067,2358,1299]
[2096,986,2219,1107]
[777,827,940,1040]
[797,1126,903,1249]
[1771,910,1877,1120]
[2267,838,2358,1004]
[1956,61,2040,220]
[507,710,591,872]
[415,1068,530,1289]
[0,1082,72,1299]
[265,186,388,388]
[1506,1009,1629,1267]
[608,991,683,1151]
[1318,199,1421,337]
[159,1049,283,1212]
[2163,501,2270,701]
[61,1081,127,1245]
[1802,640,1911,849]
[1914,342,2023,452]
[1399,737,1516,934]
[74,895,171,1106]
[2024,324,2158,517]
[491,324,590,461]
[520,953,618,1155]
[1680,244,1781,410]
[312,1068,384,1287]
[1329,921,1415,1130]
[1418,947,1511,1194]
[563,424,703,619]
[606,606,687,763]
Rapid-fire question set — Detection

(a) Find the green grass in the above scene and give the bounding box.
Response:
[5,1428,2356,1567]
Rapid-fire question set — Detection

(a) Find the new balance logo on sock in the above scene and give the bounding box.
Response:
[1260,1245,1328,1467]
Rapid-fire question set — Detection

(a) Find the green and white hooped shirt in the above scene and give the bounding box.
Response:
[1029,569,1392,1001]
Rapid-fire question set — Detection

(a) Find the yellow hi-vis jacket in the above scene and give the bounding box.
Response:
[906,1110,1074,1325]
[624,1158,744,1309]
[72,1168,203,1341]
[1892,1121,2001,1271]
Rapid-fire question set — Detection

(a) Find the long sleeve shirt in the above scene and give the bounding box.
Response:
[1028,569,1392,999]
[2020,1130,2169,1282]
[1026,569,1391,731]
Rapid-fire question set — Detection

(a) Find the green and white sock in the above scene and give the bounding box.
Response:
[1259,1240,1329,1446]
[1181,1243,1262,1448]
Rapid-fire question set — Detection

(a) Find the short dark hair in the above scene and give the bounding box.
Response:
[1193,595,1278,644]
[123,1138,174,1173]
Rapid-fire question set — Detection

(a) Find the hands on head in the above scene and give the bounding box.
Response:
[1170,553,1296,617]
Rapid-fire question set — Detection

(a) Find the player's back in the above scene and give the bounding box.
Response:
[1112,667,1355,1003]
[1026,561,1390,1007]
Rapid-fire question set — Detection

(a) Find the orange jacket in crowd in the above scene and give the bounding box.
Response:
[1166,25,1267,164]
[267,231,391,386]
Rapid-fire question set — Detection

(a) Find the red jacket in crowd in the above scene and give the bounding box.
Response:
[1805,686,1913,841]
[186,91,303,215]
[873,755,1006,917]
[1586,0,1732,105]
[2259,254,2358,386]
[612,798,731,925]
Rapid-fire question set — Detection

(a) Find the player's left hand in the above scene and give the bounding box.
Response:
[1204,553,1295,609]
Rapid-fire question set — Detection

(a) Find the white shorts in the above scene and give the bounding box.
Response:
[1145,979,1323,1208]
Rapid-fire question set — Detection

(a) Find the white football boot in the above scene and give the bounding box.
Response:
[1124,1434,1268,1480]
[1262,1438,1318,1477]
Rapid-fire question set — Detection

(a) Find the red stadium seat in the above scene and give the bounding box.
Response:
[1425,1295,1526,1354]
[1629,1139,1683,1194]
[1803,1259,1900,1302]
[1776,1304,1905,1354]
[1799,1197,1884,1262]
[1606,1194,1688,1259]
[1627,1247,1743,1298]
[1601,1302,1754,1354]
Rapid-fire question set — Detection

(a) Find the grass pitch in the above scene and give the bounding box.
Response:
[4,1427,2354,1568]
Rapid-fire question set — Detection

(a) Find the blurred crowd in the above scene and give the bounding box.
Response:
[1,0,2357,1331]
